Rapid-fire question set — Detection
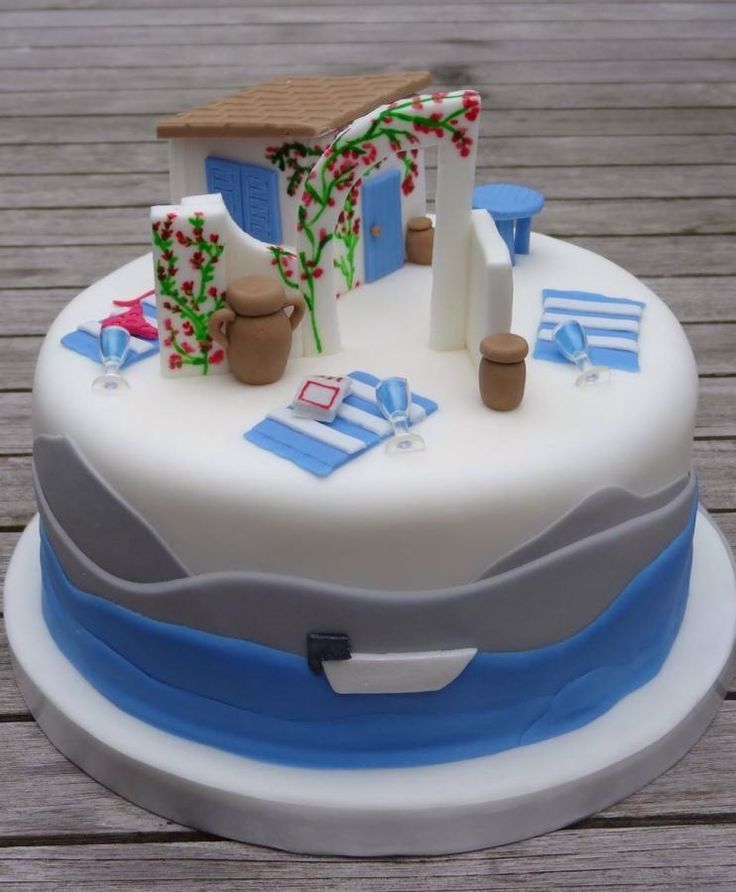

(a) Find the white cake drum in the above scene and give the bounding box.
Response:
[6,511,736,856]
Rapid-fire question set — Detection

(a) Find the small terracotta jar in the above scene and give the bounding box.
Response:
[406,216,434,265]
[208,276,305,386]
[479,333,529,411]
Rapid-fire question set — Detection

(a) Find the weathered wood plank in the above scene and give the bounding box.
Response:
[540,199,736,236]
[3,83,736,115]
[566,237,736,277]
[0,827,735,890]
[0,626,26,713]
[5,59,736,93]
[0,704,734,843]
[0,393,32,453]
[4,19,736,50]
[644,278,736,323]
[0,173,170,210]
[697,379,736,438]
[0,533,21,585]
[4,136,735,176]
[4,166,731,211]
[0,246,147,289]
[2,0,734,8]
[694,440,736,509]
[4,3,735,27]
[0,456,34,527]
[3,200,733,252]
[6,39,736,71]
[0,289,77,335]
[2,108,734,145]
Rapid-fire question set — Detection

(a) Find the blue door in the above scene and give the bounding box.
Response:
[205,157,281,244]
[362,169,404,283]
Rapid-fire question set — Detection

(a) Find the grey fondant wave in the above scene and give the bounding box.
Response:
[35,435,696,657]
[482,475,689,578]
[34,436,188,583]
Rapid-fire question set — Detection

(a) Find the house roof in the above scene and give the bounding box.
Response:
[156,71,433,140]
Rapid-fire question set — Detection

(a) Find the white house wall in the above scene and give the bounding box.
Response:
[167,135,326,247]
[168,135,428,299]
[465,208,514,359]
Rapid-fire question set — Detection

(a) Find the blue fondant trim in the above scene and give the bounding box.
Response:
[40,494,697,769]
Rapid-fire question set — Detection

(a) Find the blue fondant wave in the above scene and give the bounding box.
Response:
[39,494,697,769]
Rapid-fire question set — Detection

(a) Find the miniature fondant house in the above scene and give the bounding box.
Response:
[157,72,433,293]
[152,71,513,374]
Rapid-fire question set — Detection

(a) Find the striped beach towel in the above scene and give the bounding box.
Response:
[533,289,646,372]
[245,371,438,477]
[61,292,159,367]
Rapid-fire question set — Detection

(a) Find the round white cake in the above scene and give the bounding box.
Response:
[33,233,697,591]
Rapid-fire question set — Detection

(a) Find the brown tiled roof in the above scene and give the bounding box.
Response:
[156,71,432,139]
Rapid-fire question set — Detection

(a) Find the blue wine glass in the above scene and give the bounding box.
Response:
[92,324,131,392]
[552,320,610,387]
[375,377,425,455]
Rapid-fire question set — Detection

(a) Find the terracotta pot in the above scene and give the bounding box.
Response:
[478,333,529,411]
[406,216,434,265]
[208,276,305,385]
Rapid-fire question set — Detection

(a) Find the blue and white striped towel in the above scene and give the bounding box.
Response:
[61,293,159,367]
[533,289,646,373]
[245,371,438,477]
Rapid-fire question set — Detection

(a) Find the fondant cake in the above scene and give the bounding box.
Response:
[6,72,736,856]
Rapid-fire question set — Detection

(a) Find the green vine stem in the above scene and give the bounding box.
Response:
[152,210,227,374]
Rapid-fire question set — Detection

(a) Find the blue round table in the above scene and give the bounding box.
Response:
[472,183,545,264]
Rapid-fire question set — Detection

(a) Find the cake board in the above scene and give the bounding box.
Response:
[5,510,736,857]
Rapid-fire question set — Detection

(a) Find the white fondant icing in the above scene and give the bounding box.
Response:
[545,296,644,317]
[466,209,514,356]
[541,312,640,333]
[322,647,478,694]
[33,234,698,590]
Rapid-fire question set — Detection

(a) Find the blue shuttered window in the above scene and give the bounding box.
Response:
[205,157,281,244]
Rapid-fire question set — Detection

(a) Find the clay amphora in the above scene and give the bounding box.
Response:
[208,276,305,385]
[479,333,529,411]
[406,216,434,265]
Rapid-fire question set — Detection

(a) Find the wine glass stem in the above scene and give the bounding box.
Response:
[575,354,593,376]
[391,414,410,438]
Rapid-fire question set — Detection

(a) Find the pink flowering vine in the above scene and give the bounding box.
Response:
[265,141,323,197]
[295,89,480,353]
[333,184,361,292]
[152,211,227,375]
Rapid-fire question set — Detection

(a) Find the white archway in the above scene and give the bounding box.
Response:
[293,90,481,356]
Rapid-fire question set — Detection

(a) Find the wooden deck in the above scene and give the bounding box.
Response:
[1,0,735,887]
